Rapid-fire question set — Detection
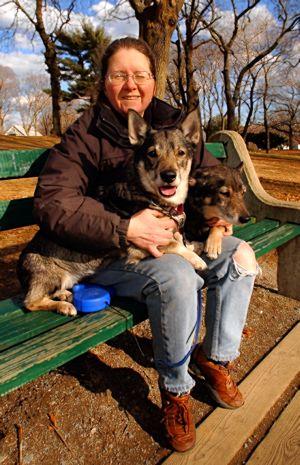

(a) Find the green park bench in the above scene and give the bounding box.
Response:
[0,132,299,396]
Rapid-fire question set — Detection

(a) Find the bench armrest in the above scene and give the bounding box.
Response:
[209,130,300,224]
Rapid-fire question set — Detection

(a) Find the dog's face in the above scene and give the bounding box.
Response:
[189,164,250,225]
[128,109,200,206]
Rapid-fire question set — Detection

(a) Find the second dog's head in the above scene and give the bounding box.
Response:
[128,108,200,207]
[188,164,250,225]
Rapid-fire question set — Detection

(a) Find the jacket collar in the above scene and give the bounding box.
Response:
[94,94,184,148]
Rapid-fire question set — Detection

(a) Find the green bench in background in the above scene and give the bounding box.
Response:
[0,133,299,396]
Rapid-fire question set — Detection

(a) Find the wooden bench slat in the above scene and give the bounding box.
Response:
[0,142,226,179]
[0,198,34,230]
[250,223,300,258]
[234,219,279,242]
[0,149,48,179]
[0,302,147,396]
[0,302,71,351]
[164,323,300,465]
[246,391,300,465]
[205,142,227,159]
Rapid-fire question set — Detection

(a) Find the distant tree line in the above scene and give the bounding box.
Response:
[0,0,299,149]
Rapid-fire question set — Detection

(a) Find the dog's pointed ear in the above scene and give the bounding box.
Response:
[180,108,201,146]
[128,109,149,146]
[236,162,244,173]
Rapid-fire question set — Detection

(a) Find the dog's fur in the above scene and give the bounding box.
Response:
[17,109,206,316]
[186,164,250,259]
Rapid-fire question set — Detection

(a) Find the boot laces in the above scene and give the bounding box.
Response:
[163,400,190,434]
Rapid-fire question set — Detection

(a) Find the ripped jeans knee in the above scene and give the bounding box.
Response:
[231,241,261,279]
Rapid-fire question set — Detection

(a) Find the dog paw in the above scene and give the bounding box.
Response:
[205,251,219,260]
[191,255,207,271]
[57,302,77,316]
[204,239,222,260]
[53,289,73,302]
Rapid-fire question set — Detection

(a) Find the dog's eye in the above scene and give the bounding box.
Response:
[219,187,230,197]
[147,150,157,158]
[178,149,186,156]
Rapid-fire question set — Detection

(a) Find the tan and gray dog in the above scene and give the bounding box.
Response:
[186,164,250,259]
[18,109,206,316]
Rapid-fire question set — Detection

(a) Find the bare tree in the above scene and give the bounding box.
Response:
[113,0,184,98]
[271,80,300,149]
[167,0,213,112]
[2,0,78,135]
[0,65,18,133]
[18,74,52,135]
[194,42,226,133]
[197,0,299,129]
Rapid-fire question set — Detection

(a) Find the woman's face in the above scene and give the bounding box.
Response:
[104,48,156,117]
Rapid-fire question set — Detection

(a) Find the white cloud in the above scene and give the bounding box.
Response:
[14,31,41,51]
[91,1,138,38]
[0,51,47,78]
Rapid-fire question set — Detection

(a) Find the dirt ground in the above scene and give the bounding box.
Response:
[0,151,300,465]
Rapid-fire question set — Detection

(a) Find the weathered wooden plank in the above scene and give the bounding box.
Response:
[163,323,300,465]
[0,198,34,230]
[0,306,71,351]
[0,304,145,396]
[0,149,48,179]
[246,391,300,465]
[250,223,300,258]
[234,218,279,241]
[0,296,23,316]
[0,142,225,180]
[205,142,227,159]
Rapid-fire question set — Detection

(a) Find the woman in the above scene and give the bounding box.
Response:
[34,37,259,452]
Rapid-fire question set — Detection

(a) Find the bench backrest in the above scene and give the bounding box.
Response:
[0,144,226,231]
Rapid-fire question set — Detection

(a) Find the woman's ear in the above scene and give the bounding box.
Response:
[153,81,157,97]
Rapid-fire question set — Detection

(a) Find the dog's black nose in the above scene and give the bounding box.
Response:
[239,216,251,223]
[161,170,177,183]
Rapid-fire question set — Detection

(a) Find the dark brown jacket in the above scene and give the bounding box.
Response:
[34,96,219,254]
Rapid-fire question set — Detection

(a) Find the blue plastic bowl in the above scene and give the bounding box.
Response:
[73,283,113,313]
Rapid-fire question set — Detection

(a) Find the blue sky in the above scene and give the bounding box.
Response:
[0,0,286,79]
[0,0,298,128]
[0,1,139,77]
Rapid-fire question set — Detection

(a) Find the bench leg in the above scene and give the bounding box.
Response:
[277,236,300,300]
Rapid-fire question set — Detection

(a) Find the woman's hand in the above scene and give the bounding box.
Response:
[127,209,176,258]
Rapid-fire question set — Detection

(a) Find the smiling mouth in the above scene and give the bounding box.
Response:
[122,96,140,100]
[159,186,177,197]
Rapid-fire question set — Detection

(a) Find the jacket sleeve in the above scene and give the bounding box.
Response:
[34,109,129,254]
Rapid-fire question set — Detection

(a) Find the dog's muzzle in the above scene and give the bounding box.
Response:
[160,170,177,184]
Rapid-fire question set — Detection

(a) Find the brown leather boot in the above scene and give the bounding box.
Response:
[189,346,244,409]
[160,390,196,452]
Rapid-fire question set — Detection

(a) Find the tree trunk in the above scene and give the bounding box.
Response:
[134,1,184,99]
[242,73,258,139]
[263,102,270,152]
[223,52,236,129]
[289,124,295,150]
[35,0,62,136]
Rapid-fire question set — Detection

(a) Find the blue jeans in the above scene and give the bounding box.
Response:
[91,236,258,394]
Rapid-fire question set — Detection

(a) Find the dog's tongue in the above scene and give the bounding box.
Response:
[159,186,177,197]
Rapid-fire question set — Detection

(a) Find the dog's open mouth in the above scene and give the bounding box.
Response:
[159,186,177,197]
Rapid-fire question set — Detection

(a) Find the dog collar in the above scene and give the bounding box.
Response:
[149,202,186,230]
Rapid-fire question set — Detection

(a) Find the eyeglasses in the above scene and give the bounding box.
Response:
[106,71,154,85]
